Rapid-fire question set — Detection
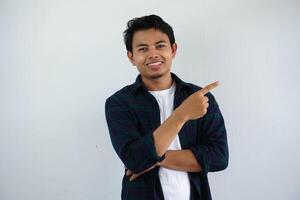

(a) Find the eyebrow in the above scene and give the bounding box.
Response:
[135,40,167,48]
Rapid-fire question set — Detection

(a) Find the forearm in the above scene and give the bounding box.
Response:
[159,149,202,172]
[153,82,217,158]
[126,149,202,181]
[153,110,186,156]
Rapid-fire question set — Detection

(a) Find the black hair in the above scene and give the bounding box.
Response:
[123,14,175,52]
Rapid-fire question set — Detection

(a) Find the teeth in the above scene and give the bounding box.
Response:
[148,62,162,66]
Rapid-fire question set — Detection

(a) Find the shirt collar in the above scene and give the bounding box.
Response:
[129,72,191,94]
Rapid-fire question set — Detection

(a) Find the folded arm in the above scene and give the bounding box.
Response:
[105,96,185,174]
[159,149,202,172]
[126,93,229,180]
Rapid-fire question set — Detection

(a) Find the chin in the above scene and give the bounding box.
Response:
[149,74,165,79]
[148,70,169,79]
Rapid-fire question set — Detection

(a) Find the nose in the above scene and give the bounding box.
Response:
[147,48,160,60]
[149,54,159,60]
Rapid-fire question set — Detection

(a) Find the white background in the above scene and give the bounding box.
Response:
[1,0,299,199]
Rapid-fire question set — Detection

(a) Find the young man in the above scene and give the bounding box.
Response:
[105,14,229,200]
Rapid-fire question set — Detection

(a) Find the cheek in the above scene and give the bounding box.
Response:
[134,58,146,69]
[134,55,145,64]
[163,54,173,62]
[162,50,173,58]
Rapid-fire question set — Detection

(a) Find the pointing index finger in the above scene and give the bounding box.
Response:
[198,81,219,95]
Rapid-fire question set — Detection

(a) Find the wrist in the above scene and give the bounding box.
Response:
[158,150,172,168]
[173,108,188,124]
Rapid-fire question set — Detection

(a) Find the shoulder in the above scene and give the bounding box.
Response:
[105,85,133,107]
[186,82,202,92]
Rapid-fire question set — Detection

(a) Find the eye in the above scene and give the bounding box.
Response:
[138,47,147,52]
[157,44,166,49]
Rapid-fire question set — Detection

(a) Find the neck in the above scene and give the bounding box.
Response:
[142,73,173,91]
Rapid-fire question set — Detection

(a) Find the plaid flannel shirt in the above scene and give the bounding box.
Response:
[105,73,229,200]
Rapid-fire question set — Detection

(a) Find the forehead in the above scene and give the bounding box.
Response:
[132,28,170,47]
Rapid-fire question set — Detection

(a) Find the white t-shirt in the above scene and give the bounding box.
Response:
[148,82,191,200]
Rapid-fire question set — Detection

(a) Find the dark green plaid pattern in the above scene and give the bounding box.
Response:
[105,73,229,200]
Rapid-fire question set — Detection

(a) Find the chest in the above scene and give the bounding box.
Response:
[130,92,201,149]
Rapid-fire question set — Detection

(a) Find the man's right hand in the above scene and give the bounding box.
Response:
[125,162,160,181]
[175,81,219,122]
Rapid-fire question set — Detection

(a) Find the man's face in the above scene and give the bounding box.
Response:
[127,28,177,80]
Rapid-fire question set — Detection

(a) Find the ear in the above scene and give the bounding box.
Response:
[171,43,177,58]
[127,51,136,66]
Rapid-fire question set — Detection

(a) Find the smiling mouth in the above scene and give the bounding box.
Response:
[146,61,164,67]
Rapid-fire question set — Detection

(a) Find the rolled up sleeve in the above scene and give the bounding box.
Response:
[105,97,164,174]
[190,93,229,175]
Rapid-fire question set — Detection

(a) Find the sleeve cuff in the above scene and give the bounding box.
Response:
[140,132,165,163]
[190,145,210,175]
